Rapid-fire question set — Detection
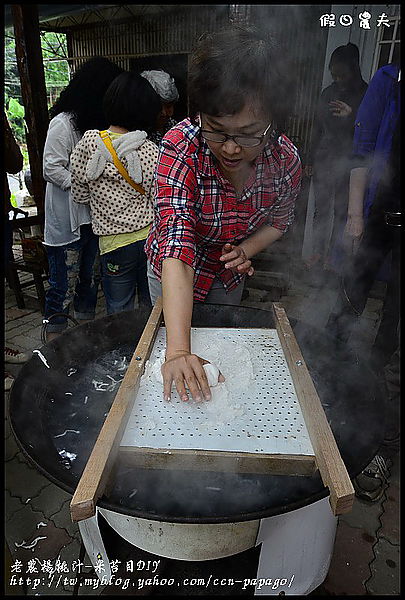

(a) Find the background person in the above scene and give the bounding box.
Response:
[4,111,24,281]
[4,112,29,390]
[71,72,161,314]
[327,63,400,502]
[305,43,367,280]
[327,63,400,362]
[145,26,301,404]
[140,69,179,146]
[43,57,123,340]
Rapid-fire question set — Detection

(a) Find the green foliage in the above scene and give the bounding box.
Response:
[40,31,70,93]
[4,30,21,102]
[4,28,70,144]
[6,97,25,144]
[7,97,24,118]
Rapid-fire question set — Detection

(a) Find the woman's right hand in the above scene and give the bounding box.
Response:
[161,351,215,403]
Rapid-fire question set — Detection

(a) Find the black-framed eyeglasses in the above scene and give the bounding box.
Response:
[200,121,276,148]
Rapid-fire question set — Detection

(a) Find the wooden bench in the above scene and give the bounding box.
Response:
[7,213,48,313]
[7,258,48,314]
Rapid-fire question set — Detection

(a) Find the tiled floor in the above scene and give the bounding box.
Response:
[4,255,400,596]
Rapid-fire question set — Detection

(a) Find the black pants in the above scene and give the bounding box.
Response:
[379,341,400,458]
[312,156,351,260]
[327,204,400,368]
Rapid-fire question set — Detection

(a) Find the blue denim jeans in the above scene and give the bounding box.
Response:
[44,224,99,332]
[100,239,151,315]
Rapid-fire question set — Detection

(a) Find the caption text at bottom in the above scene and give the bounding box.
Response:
[10,573,295,591]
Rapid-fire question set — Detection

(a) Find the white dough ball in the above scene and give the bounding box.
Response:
[203,363,221,387]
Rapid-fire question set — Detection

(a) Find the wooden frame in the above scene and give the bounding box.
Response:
[70,299,354,522]
[70,297,163,522]
[119,446,317,476]
[272,303,354,515]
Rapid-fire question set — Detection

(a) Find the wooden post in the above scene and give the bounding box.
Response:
[12,4,49,217]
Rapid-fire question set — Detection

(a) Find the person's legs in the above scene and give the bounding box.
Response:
[147,262,162,306]
[327,210,391,342]
[64,244,82,313]
[92,249,102,299]
[45,229,98,334]
[371,228,400,368]
[347,224,399,503]
[353,338,399,503]
[311,162,336,262]
[344,235,389,314]
[134,240,152,309]
[326,166,350,273]
[73,225,99,321]
[379,341,400,457]
[100,243,140,314]
[44,244,71,333]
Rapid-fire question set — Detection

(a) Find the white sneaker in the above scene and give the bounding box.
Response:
[4,347,29,364]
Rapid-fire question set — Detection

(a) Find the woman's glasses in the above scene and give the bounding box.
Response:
[200,121,276,148]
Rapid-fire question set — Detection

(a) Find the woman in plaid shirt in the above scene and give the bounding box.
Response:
[145,26,302,404]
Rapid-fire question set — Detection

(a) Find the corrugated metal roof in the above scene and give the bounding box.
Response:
[4,4,212,31]
[4,4,116,28]
[67,5,228,65]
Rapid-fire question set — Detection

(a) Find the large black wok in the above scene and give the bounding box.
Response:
[8,304,384,524]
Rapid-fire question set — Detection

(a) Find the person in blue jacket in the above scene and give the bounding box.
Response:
[344,63,400,240]
[328,63,400,353]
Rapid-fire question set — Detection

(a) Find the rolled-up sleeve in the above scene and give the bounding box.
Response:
[268,142,302,232]
[154,140,198,269]
[43,117,73,191]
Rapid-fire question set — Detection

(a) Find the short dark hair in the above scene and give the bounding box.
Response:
[188,26,296,133]
[102,72,162,133]
[329,42,360,70]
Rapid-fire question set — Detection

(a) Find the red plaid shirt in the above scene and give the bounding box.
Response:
[145,118,301,301]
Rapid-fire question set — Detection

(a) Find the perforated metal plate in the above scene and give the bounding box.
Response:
[121,328,314,456]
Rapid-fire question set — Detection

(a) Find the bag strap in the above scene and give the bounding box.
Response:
[99,130,146,195]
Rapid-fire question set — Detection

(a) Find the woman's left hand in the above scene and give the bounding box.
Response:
[219,243,254,276]
[343,215,364,255]
[329,100,352,117]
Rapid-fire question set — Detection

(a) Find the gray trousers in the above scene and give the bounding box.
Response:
[147,261,244,306]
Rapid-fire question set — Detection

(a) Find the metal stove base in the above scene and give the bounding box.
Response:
[78,497,337,595]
